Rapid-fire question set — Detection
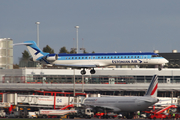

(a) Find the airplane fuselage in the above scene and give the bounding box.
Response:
[47,52,168,67]
[83,96,158,112]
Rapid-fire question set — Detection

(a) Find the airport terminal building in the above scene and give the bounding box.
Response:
[1,38,180,98]
[1,68,180,97]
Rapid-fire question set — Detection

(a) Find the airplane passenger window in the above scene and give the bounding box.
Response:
[89,57,91,59]
[104,57,106,59]
[117,56,119,58]
[121,56,123,58]
[98,57,100,59]
[107,57,109,59]
[101,57,103,59]
[124,56,126,58]
[75,57,77,59]
[82,57,84,59]
[68,57,70,59]
[131,56,133,58]
[85,57,87,59]
[72,57,73,59]
[111,56,113,58]
[93,57,95,59]
[114,56,116,58]
[79,57,80,59]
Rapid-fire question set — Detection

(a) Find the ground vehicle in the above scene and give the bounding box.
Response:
[5,111,28,118]
[95,112,117,119]
[37,108,94,118]
[5,112,15,118]
[149,113,171,119]
[117,114,123,119]
[73,108,94,119]
[0,110,6,118]
[145,105,177,119]
[27,112,37,118]
[37,109,77,118]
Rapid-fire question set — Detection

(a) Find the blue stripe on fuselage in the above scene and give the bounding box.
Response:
[48,52,163,60]
[54,52,158,56]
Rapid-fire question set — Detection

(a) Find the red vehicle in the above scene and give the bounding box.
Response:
[145,105,177,119]
[95,112,117,119]
[149,113,171,119]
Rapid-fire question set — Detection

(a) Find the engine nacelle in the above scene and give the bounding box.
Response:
[45,54,58,61]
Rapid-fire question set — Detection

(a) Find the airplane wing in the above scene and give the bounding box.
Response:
[82,104,120,112]
[53,64,97,68]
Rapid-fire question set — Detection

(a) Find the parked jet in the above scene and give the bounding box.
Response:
[82,75,159,118]
[14,41,168,75]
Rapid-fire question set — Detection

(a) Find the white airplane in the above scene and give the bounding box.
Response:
[14,41,168,75]
[82,74,159,119]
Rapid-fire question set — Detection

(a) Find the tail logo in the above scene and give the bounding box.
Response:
[145,75,158,97]
[150,82,158,95]
[32,47,41,55]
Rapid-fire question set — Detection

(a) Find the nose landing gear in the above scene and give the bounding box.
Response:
[158,65,162,71]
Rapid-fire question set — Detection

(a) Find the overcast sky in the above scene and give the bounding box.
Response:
[1,0,180,64]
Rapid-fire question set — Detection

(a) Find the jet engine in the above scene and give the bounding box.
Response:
[44,54,58,61]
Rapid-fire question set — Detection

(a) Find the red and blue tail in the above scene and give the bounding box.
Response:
[145,75,158,97]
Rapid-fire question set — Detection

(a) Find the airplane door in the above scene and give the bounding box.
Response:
[143,55,148,63]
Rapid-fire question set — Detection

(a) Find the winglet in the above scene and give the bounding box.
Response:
[145,74,158,97]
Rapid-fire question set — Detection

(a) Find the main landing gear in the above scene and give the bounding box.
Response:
[80,68,96,75]
[90,68,95,74]
[81,69,86,75]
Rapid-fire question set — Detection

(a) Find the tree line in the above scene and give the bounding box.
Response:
[21,45,95,60]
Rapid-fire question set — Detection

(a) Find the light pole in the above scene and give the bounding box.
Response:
[73,69,75,97]
[35,22,40,47]
[75,26,79,53]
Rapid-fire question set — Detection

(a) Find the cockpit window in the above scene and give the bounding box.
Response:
[152,54,160,57]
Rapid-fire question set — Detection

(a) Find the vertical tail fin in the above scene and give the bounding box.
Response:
[145,74,158,97]
[13,41,49,61]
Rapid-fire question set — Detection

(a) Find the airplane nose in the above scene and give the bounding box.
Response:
[161,58,169,66]
[165,59,169,63]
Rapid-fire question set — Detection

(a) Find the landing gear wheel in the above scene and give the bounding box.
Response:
[81,70,86,75]
[158,67,162,71]
[90,69,96,74]
[158,65,162,71]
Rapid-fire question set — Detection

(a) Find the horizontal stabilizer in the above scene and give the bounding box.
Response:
[13,42,33,46]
